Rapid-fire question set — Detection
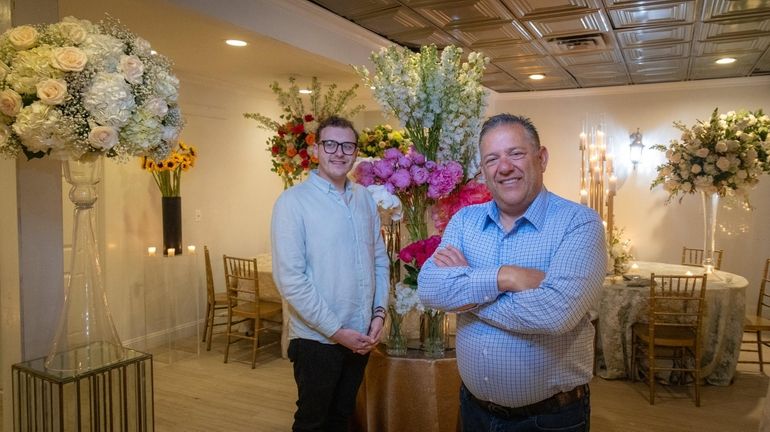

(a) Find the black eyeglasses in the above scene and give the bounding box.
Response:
[320,140,357,155]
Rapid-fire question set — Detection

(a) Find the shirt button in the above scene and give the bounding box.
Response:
[484,296,490,301]
[484,377,489,382]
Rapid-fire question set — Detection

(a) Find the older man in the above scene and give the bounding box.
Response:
[418,113,606,431]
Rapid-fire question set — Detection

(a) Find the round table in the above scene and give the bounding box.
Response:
[595,261,747,385]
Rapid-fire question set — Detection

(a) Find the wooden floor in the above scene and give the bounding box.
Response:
[2,336,768,431]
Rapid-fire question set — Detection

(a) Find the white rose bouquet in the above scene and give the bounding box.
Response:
[0,16,183,161]
[651,108,769,203]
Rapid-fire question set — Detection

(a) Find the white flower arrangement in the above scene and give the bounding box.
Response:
[366,184,403,225]
[0,16,183,161]
[393,281,423,315]
[354,45,488,177]
[608,227,633,275]
[651,108,769,203]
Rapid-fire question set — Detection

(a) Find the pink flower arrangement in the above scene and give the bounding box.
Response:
[354,146,463,241]
[431,178,492,234]
[398,235,441,286]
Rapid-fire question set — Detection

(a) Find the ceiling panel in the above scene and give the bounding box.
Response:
[308,0,770,92]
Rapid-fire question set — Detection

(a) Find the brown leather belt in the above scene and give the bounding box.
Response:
[465,384,588,419]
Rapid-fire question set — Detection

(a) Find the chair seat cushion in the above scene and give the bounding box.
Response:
[632,322,696,347]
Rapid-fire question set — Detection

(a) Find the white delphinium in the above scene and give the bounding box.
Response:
[394,282,423,315]
[355,44,489,177]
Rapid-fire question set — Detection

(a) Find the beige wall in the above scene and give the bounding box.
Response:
[492,76,770,305]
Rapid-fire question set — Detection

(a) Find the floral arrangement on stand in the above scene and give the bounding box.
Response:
[651,108,769,273]
[358,124,411,158]
[243,77,365,188]
[0,16,183,161]
[651,108,769,203]
[607,226,633,276]
[141,140,196,197]
[0,16,183,373]
[355,44,488,177]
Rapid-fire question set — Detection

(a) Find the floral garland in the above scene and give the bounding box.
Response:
[243,77,365,188]
[141,140,196,197]
[0,16,183,162]
[357,124,411,158]
[651,108,770,203]
[355,45,488,177]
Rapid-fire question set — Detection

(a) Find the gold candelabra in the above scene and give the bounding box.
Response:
[579,120,616,241]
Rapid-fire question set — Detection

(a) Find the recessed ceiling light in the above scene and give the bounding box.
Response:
[529,73,546,80]
[225,39,247,47]
[715,57,736,64]
[298,89,312,94]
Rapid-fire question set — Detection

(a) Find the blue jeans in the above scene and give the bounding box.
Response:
[460,384,591,432]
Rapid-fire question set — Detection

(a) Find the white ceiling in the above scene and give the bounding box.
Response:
[59,0,376,93]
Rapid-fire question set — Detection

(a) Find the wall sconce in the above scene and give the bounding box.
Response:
[629,128,644,168]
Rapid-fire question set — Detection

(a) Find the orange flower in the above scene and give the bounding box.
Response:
[311,154,319,163]
[282,162,293,173]
[305,133,315,145]
[286,147,297,157]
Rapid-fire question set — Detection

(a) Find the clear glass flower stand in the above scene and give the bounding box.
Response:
[12,348,153,431]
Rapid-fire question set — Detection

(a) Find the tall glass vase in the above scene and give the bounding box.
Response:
[386,306,407,356]
[420,309,447,358]
[701,191,719,274]
[46,155,125,373]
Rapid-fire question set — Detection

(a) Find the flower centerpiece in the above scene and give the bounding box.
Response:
[0,16,183,373]
[0,16,183,161]
[608,226,633,276]
[357,124,411,158]
[355,44,488,176]
[651,108,769,272]
[141,140,196,197]
[353,146,464,241]
[243,77,365,188]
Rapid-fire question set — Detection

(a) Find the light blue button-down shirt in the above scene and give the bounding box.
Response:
[418,188,606,408]
[271,171,390,344]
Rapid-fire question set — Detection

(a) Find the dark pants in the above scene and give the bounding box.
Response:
[460,384,591,432]
[287,338,369,432]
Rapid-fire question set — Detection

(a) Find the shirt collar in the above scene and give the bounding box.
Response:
[483,187,549,232]
[309,170,353,195]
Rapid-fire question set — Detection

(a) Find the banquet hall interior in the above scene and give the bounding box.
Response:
[1,0,770,431]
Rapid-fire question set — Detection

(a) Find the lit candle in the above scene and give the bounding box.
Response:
[167,248,176,257]
[608,175,617,193]
[579,189,588,205]
[685,270,693,276]
[579,132,587,150]
[630,262,640,274]
[147,246,157,256]
[187,245,196,254]
[606,154,614,173]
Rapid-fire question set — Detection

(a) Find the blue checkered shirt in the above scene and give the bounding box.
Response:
[418,188,606,408]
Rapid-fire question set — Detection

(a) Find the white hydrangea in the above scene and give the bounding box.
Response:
[393,282,423,315]
[366,184,403,223]
[83,72,135,128]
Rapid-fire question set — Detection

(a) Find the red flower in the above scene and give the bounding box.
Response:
[299,148,308,158]
[432,179,492,234]
[304,114,314,122]
[399,235,441,269]
[292,123,305,134]
[300,159,310,168]
[271,145,280,155]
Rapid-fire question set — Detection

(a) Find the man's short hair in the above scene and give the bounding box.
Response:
[479,113,540,148]
[315,115,359,142]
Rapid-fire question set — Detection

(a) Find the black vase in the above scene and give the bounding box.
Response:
[162,196,182,256]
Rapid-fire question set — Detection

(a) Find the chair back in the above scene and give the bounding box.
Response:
[204,245,216,304]
[223,255,260,310]
[681,247,723,270]
[648,273,708,334]
[755,259,770,317]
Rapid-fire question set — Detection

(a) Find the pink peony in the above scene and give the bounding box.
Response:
[383,147,403,161]
[390,168,412,189]
[410,165,429,185]
[373,158,395,179]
